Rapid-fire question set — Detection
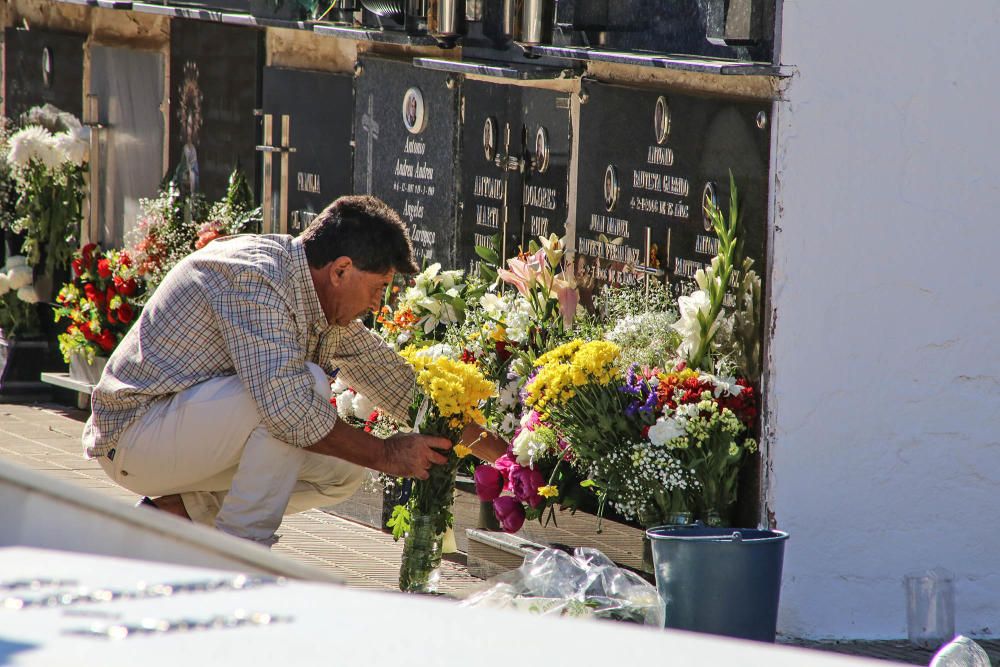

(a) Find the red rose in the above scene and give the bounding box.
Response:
[107,306,118,324]
[80,321,96,341]
[97,259,112,279]
[120,278,138,296]
[83,283,103,306]
[119,252,132,267]
[71,258,84,277]
[81,243,97,265]
[105,285,118,304]
[117,303,134,325]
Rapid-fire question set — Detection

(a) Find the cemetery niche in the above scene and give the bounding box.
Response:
[574,82,770,309]
[3,28,85,121]
[352,56,459,267]
[458,81,572,274]
[261,67,354,235]
[169,19,263,202]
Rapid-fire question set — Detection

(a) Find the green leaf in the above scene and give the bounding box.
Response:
[475,245,500,265]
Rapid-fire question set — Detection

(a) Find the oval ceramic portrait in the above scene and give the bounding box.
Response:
[402,87,427,135]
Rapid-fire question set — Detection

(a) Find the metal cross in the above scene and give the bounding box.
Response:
[361,93,380,194]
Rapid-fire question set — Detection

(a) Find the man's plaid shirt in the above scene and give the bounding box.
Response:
[83,234,414,458]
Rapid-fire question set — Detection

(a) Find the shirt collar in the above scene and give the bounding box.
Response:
[290,237,329,334]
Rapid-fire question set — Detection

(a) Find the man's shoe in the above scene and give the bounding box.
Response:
[135,496,158,509]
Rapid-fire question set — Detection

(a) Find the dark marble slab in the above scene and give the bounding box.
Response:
[168,19,263,201]
[3,28,86,121]
[261,67,354,234]
[574,81,770,305]
[353,56,460,267]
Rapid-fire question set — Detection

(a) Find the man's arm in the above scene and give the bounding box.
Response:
[305,419,452,480]
[318,321,415,425]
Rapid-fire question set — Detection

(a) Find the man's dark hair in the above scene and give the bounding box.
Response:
[300,195,419,274]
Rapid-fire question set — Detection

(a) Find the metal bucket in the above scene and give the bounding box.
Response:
[646,525,789,642]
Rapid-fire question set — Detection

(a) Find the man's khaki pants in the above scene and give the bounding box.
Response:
[98,363,364,545]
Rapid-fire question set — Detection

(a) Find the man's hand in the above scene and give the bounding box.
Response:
[382,433,452,479]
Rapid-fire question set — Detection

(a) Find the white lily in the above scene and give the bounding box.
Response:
[16,285,39,304]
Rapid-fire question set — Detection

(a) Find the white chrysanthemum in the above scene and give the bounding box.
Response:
[331,377,348,394]
[16,285,39,303]
[414,343,457,361]
[53,131,89,167]
[0,273,10,296]
[336,389,356,419]
[6,265,34,290]
[648,416,685,448]
[352,393,375,420]
[499,412,519,439]
[7,126,55,168]
[498,379,520,409]
[3,255,27,269]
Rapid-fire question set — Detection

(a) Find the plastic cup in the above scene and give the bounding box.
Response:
[904,567,955,649]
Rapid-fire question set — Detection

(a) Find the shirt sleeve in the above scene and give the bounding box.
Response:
[318,320,415,426]
[210,267,338,447]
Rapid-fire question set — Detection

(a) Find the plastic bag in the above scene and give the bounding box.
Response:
[460,547,663,626]
[929,636,991,667]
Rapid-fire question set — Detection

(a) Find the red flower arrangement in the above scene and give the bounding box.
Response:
[54,243,144,364]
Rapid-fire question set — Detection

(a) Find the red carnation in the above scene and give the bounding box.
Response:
[97,259,112,279]
[96,329,116,353]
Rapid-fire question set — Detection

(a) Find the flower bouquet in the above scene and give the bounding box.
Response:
[390,344,496,593]
[377,262,480,348]
[4,105,89,299]
[473,410,582,533]
[53,244,143,366]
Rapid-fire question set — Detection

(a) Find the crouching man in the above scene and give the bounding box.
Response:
[83,195,473,546]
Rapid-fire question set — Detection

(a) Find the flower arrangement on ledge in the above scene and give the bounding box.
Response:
[53,244,144,365]
[3,105,89,301]
[470,172,762,532]
[390,344,496,593]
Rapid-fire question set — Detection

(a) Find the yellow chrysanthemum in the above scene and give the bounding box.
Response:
[454,444,473,458]
[537,485,559,498]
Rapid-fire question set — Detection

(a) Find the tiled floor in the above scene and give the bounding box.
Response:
[0,401,481,598]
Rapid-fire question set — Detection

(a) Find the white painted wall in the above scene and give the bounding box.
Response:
[769,0,1000,639]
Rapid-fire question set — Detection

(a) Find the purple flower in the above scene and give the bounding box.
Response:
[494,454,518,492]
[493,496,526,533]
[474,465,504,502]
[510,466,546,509]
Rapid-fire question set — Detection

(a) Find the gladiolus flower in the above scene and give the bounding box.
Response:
[493,496,525,533]
[474,465,504,501]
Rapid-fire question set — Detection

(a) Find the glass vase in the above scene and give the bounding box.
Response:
[398,514,444,593]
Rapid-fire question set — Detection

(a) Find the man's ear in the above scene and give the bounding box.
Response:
[328,256,353,285]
